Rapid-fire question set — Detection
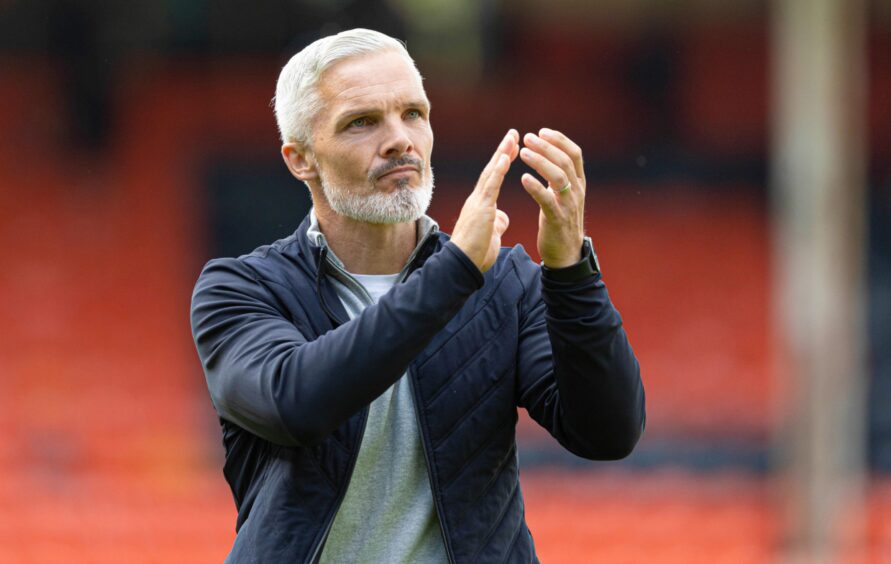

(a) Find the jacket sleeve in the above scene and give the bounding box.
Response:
[515,251,646,460]
[190,242,483,447]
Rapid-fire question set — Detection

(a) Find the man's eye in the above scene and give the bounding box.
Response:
[405,110,421,120]
[349,117,370,128]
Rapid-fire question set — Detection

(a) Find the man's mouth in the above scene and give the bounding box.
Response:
[378,165,419,180]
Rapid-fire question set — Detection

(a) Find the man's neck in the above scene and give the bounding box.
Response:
[315,207,418,275]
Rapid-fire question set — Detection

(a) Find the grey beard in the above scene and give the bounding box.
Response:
[319,167,434,225]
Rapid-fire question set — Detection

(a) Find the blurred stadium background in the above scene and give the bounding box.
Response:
[1,0,890,561]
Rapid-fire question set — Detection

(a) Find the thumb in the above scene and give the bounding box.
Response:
[494,209,510,237]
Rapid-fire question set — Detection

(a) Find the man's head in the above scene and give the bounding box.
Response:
[275,29,434,225]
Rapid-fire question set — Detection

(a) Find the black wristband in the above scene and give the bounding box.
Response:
[541,238,600,283]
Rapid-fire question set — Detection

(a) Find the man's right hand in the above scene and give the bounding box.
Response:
[450,130,519,273]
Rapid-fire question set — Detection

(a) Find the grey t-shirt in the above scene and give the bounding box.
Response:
[319,271,447,564]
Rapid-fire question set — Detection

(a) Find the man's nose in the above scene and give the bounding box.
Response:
[380,119,414,158]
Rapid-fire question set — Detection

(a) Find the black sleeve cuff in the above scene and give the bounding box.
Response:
[442,241,486,287]
[541,237,600,283]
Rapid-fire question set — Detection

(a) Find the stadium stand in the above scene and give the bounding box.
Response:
[2,16,891,560]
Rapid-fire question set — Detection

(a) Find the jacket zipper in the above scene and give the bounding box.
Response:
[308,256,372,564]
[307,252,375,564]
[404,233,456,563]
[408,367,457,564]
[307,230,446,563]
[305,407,369,564]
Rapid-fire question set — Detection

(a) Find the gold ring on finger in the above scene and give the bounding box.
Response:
[557,183,571,194]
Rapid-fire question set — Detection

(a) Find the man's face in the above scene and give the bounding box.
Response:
[308,50,434,224]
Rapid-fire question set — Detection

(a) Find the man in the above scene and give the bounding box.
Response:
[191,28,645,563]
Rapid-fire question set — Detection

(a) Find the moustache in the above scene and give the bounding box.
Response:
[370,156,424,181]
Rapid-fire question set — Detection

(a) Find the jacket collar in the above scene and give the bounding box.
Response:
[287,209,444,327]
[305,207,440,273]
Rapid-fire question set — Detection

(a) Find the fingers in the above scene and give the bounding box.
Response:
[479,130,518,184]
[491,129,518,166]
[538,128,585,182]
[520,172,557,217]
[507,130,520,161]
[520,141,573,193]
[478,129,518,201]
[494,209,510,236]
[481,153,510,201]
[519,130,586,201]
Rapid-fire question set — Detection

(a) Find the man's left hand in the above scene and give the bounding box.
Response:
[519,128,586,269]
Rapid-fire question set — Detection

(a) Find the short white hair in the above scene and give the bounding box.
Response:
[273,28,419,146]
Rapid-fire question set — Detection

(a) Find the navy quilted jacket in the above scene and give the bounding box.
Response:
[190,215,645,563]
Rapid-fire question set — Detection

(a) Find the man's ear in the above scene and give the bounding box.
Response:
[282,142,319,182]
